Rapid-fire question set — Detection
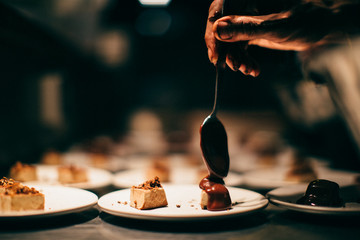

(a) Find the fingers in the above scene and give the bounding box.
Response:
[205,1,262,76]
[248,39,308,51]
[205,21,217,64]
[214,15,277,43]
[226,43,260,77]
[213,14,314,51]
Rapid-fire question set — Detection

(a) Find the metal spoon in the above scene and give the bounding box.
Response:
[200,43,230,179]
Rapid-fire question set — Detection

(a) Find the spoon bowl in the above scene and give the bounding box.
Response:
[200,114,229,178]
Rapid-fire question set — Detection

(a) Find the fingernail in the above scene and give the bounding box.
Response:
[216,21,233,40]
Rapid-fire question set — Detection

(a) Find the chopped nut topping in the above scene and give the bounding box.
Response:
[0,177,40,195]
[132,176,163,190]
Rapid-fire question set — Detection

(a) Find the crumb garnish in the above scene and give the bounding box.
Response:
[232,201,244,206]
[132,176,163,190]
[117,201,128,205]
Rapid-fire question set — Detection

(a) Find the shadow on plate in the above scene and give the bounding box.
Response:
[99,211,268,233]
[0,208,99,232]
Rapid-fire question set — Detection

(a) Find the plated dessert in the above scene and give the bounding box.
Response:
[284,151,317,183]
[296,179,343,207]
[58,165,88,184]
[98,184,268,220]
[41,150,62,165]
[130,176,168,210]
[267,178,360,215]
[9,162,89,184]
[10,162,37,182]
[0,177,44,211]
[146,158,170,183]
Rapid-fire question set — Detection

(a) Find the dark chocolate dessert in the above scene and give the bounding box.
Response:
[296,179,343,207]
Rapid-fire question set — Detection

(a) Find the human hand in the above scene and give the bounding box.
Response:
[205,0,261,77]
[206,0,360,76]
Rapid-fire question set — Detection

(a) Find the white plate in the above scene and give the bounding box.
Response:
[26,165,113,190]
[0,185,98,218]
[112,169,243,188]
[243,167,358,189]
[98,184,268,221]
[267,184,360,215]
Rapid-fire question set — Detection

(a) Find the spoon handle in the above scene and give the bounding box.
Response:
[211,0,228,116]
[211,52,226,116]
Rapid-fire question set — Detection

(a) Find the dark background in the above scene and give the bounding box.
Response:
[0,0,358,174]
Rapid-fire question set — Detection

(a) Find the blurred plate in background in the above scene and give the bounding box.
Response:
[112,168,243,188]
[25,165,113,190]
[243,167,359,190]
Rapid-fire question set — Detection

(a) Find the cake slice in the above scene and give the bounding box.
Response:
[10,162,37,182]
[0,177,44,211]
[41,150,62,165]
[146,157,170,183]
[200,190,209,209]
[285,157,317,183]
[58,165,88,184]
[130,176,168,210]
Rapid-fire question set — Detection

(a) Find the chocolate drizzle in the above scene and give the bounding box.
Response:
[199,119,232,211]
[199,175,231,210]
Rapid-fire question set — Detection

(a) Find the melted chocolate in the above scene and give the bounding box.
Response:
[199,113,231,211]
[296,179,343,207]
[199,175,232,211]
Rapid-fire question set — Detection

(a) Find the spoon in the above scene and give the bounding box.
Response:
[200,41,230,179]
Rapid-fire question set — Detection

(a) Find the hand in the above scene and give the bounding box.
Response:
[205,0,360,76]
[205,0,260,76]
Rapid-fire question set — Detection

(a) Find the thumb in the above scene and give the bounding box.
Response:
[214,16,264,42]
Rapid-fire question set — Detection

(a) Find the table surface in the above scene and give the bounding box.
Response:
[1,186,360,240]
